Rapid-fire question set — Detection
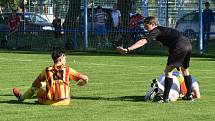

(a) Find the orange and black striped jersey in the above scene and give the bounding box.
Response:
[37,64,80,100]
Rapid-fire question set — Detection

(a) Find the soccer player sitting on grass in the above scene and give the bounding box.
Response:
[12,49,88,105]
[144,71,200,102]
[117,16,194,103]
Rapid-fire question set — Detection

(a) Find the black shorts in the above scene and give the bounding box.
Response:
[167,40,192,69]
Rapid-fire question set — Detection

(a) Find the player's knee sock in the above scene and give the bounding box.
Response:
[163,77,173,100]
[184,75,192,96]
[23,87,36,99]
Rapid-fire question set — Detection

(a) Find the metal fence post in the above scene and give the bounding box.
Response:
[84,0,88,49]
[198,0,203,54]
[142,0,148,17]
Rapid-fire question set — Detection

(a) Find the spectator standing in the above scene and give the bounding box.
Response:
[94,6,108,48]
[129,10,143,42]
[52,13,61,38]
[203,1,214,52]
[6,9,20,49]
[111,4,122,47]
[0,9,7,48]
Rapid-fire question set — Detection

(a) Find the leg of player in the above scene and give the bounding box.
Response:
[158,65,175,103]
[144,79,157,101]
[181,67,193,100]
[13,87,38,102]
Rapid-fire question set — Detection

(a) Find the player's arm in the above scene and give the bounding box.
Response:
[117,38,147,54]
[193,89,200,99]
[69,68,88,86]
[192,82,200,99]
[117,27,160,54]
[127,38,147,51]
[76,74,89,86]
[74,74,89,86]
[128,27,161,51]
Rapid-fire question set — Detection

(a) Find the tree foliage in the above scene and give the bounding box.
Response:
[62,0,81,30]
[0,0,22,11]
[117,0,132,27]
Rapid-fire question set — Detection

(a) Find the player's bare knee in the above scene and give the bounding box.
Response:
[164,67,174,77]
[164,69,173,77]
[165,72,173,78]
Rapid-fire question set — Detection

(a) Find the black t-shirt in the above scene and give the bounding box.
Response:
[52,18,61,29]
[140,26,187,48]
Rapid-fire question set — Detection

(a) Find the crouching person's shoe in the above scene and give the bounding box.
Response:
[158,98,170,103]
[182,94,194,101]
[12,87,24,102]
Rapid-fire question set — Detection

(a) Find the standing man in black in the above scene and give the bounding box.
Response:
[203,1,214,52]
[117,16,193,103]
[52,13,61,38]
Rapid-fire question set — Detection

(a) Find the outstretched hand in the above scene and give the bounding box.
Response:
[116,46,128,54]
[76,79,88,86]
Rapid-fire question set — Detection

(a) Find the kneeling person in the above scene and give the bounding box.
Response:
[144,74,180,102]
[12,49,88,105]
[144,71,200,102]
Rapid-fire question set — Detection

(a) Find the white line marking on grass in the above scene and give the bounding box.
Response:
[0,58,33,62]
[84,63,137,67]
[192,70,215,72]
[73,61,145,68]
[0,58,146,68]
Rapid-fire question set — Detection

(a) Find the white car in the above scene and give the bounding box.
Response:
[175,11,215,40]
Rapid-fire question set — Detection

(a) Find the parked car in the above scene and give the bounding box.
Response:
[175,11,215,40]
[0,12,54,32]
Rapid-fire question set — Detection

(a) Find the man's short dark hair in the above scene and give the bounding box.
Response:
[205,2,210,6]
[96,6,102,10]
[52,48,65,63]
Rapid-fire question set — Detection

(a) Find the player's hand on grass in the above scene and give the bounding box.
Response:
[116,46,128,54]
[76,79,88,86]
[76,75,88,86]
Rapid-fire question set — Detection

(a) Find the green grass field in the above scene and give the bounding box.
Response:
[0,51,215,121]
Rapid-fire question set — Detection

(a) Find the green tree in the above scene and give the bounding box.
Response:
[117,0,132,28]
[0,0,23,12]
[62,0,81,30]
[61,0,81,50]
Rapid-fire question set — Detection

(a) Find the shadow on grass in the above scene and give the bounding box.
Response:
[192,57,215,61]
[0,94,38,105]
[71,96,146,102]
[0,94,13,96]
[0,100,38,105]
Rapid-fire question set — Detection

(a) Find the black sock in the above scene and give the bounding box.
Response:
[184,75,192,96]
[163,77,173,100]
